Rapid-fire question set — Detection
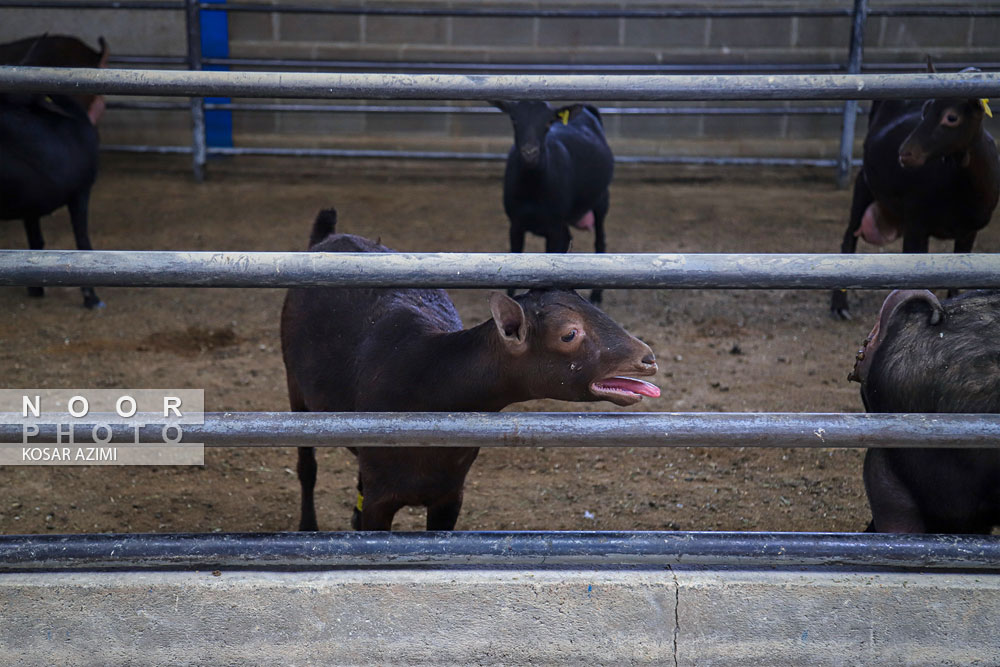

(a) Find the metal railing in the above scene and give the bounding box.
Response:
[3,531,1000,571]
[3,50,1000,568]
[5,412,1000,449]
[6,68,999,100]
[2,250,1000,289]
[4,0,999,181]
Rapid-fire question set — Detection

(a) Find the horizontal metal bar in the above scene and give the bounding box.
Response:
[100,144,851,167]
[106,57,1000,75]
[108,55,188,66]
[1,251,997,289]
[204,58,847,74]
[3,68,998,100]
[871,7,1000,17]
[4,1,997,19]
[4,413,998,448]
[0,0,182,8]
[2,531,1000,572]
[102,143,192,154]
[203,4,855,19]
[204,3,1000,20]
[106,100,858,116]
[613,155,847,167]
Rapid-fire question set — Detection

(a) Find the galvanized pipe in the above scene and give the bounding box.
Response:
[184,0,206,182]
[2,1,996,19]
[181,58,1000,74]
[3,412,999,448]
[204,4,855,19]
[203,3,1000,19]
[2,68,998,101]
[837,0,868,189]
[106,100,860,116]
[99,144,852,167]
[1,250,998,290]
[205,57,849,73]
[0,0,183,8]
[2,531,1000,572]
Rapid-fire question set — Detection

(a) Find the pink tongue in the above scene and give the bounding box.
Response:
[598,377,660,398]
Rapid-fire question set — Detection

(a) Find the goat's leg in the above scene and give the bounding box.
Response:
[831,173,874,319]
[863,448,926,533]
[66,190,103,308]
[359,497,401,531]
[947,232,978,297]
[296,446,319,531]
[507,224,526,297]
[22,217,45,299]
[545,225,572,253]
[589,190,610,304]
[901,231,929,254]
[426,491,464,531]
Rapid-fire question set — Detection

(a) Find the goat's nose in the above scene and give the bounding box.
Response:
[642,352,655,365]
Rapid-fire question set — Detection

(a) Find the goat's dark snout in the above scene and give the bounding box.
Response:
[898,146,924,168]
[519,144,541,163]
[641,351,656,367]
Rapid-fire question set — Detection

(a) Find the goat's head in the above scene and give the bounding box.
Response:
[898,68,990,169]
[492,100,559,167]
[489,289,659,406]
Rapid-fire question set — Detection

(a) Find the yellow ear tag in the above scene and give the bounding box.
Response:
[557,109,570,125]
[981,99,993,119]
[356,493,364,512]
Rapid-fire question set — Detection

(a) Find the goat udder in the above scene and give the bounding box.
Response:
[855,203,899,246]
[87,95,105,125]
[571,210,595,231]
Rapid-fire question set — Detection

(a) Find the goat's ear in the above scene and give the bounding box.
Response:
[583,104,603,125]
[489,292,528,350]
[490,100,510,113]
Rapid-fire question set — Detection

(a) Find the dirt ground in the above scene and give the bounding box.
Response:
[1,154,996,535]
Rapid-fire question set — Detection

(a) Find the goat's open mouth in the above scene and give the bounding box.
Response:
[590,376,661,405]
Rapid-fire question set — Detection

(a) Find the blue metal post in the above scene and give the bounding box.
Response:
[200,0,233,150]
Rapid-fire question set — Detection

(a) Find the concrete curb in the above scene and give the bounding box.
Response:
[1,567,997,665]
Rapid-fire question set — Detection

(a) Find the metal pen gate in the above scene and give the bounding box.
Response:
[1,61,1000,547]
[2,50,1000,665]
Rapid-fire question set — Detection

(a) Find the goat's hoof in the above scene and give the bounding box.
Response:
[82,288,104,309]
[830,307,852,321]
[27,287,44,298]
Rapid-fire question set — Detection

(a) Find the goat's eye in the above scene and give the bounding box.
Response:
[945,113,959,124]
[561,330,577,343]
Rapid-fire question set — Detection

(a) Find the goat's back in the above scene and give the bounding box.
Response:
[280,232,463,412]
[863,290,1000,414]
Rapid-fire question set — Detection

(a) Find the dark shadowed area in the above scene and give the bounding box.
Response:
[1,154,997,534]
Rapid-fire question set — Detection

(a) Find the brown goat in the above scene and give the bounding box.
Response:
[281,209,659,531]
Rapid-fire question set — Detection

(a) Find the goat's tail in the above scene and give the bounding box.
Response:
[309,208,338,247]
